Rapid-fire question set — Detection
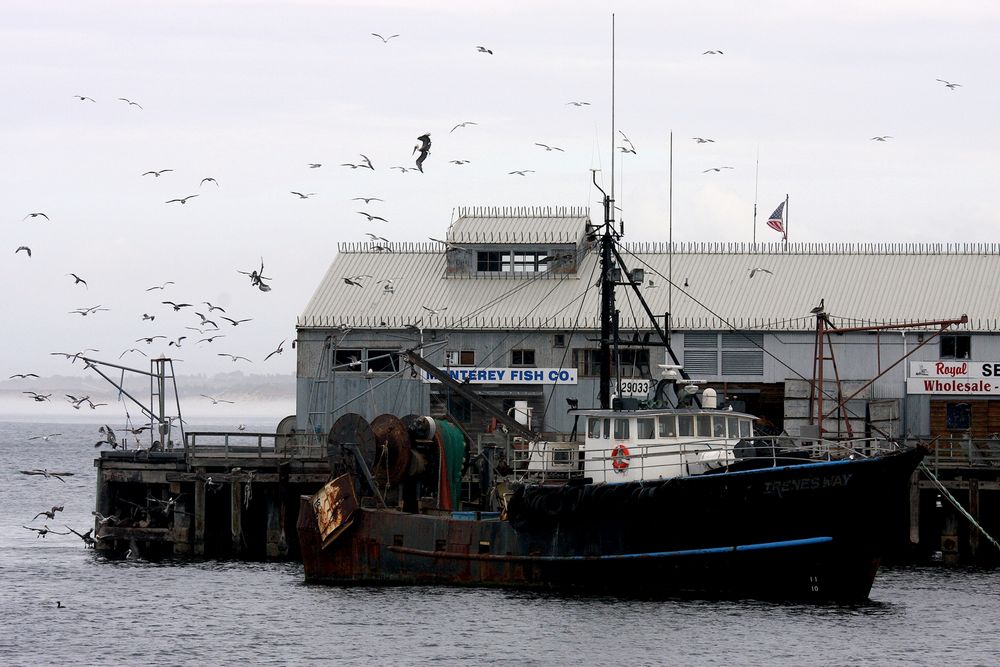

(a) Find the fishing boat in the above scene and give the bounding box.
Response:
[297,188,926,602]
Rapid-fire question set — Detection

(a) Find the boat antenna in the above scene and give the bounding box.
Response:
[610,12,616,230]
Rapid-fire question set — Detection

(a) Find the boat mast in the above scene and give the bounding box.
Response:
[598,15,617,410]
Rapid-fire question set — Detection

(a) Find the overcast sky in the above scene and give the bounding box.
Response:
[2,0,998,384]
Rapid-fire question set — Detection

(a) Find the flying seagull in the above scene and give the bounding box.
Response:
[357,211,388,222]
[201,394,235,404]
[146,281,175,291]
[422,305,447,317]
[23,525,70,538]
[870,136,893,141]
[202,301,226,312]
[67,273,87,287]
[535,143,564,152]
[703,166,734,172]
[220,316,253,326]
[166,195,199,204]
[692,137,715,143]
[429,237,468,252]
[748,268,774,279]
[703,50,724,55]
[365,233,390,243]
[476,45,493,54]
[218,353,252,363]
[136,335,167,344]
[449,160,470,165]
[508,170,535,176]
[73,95,96,102]
[290,191,316,198]
[70,305,108,316]
[16,246,31,256]
[142,169,173,177]
[352,197,383,204]
[264,340,286,361]
[566,101,590,106]
[118,97,143,109]
[200,177,219,187]
[935,79,961,90]
[27,434,62,442]
[618,130,637,154]
[9,373,40,379]
[450,121,478,133]
[120,348,147,358]
[343,274,370,287]
[197,335,225,344]
[33,505,65,521]
[194,311,217,326]
[307,163,322,168]
[359,154,374,170]
[414,133,431,172]
[162,301,192,311]
[371,32,399,43]
[24,212,49,221]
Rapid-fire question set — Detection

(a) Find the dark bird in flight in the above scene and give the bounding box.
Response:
[118,97,143,109]
[703,166,734,172]
[197,334,225,344]
[935,79,961,90]
[194,312,217,327]
[238,259,270,289]
[508,169,535,176]
[136,335,167,344]
[202,301,226,313]
[70,305,108,316]
[451,121,478,133]
[141,313,155,321]
[166,195,199,204]
[9,373,40,379]
[168,336,186,347]
[449,160,470,165]
[20,469,73,481]
[201,394,235,404]
[218,353,252,363]
[566,101,590,106]
[220,316,253,326]
[264,340,286,361]
[200,177,219,187]
[870,136,893,141]
[24,212,49,221]
[390,165,418,173]
[476,45,493,54]
[692,137,715,143]
[23,391,52,402]
[429,237,468,252]
[145,281,175,291]
[748,268,774,279]
[352,197,383,204]
[73,95,96,102]
[290,191,316,198]
[307,163,322,168]
[359,154,374,170]
[142,169,173,177]
[810,298,825,314]
[618,130,637,154]
[343,274,370,287]
[67,273,87,287]
[162,301,192,311]
[618,146,636,154]
[65,526,98,548]
[371,32,399,43]
[23,525,70,538]
[120,348,147,358]
[703,50,723,55]
[414,133,431,172]
[357,211,388,222]
[16,246,31,256]
[535,143,564,152]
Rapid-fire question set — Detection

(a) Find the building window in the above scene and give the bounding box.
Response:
[512,251,549,273]
[447,395,472,423]
[553,334,566,348]
[683,332,764,377]
[946,402,971,430]
[446,350,475,366]
[573,348,649,378]
[511,349,536,366]
[366,349,399,373]
[334,348,362,371]
[477,252,502,272]
[940,335,971,360]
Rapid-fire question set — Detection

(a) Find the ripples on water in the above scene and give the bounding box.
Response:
[2,420,998,666]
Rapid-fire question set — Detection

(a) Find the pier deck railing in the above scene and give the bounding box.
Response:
[918,436,1000,474]
[183,430,327,462]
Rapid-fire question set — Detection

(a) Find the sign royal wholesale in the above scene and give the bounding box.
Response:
[907,361,1000,395]
[421,367,578,385]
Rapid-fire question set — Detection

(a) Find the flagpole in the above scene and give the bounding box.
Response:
[752,145,759,244]
[668,130,673,346]
[784,193,789,243]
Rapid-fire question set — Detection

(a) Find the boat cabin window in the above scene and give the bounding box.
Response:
[739,419,751,438]
[636,418,655,440]
[603,418,611,439]
[713,418,726,438]
[588,418,602,439]
[614,419,630,440]
[678,415,693,437]
[727,417,738,438]
[696,415,712,437]
[658,415,676,437]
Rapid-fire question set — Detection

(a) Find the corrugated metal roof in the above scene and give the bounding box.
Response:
[299,242,1000,332]
[446,206,589,245]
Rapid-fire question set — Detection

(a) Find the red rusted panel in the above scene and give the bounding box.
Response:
[309,474,358,548]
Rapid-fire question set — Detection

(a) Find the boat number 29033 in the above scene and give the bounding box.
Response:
[617,379,652,396]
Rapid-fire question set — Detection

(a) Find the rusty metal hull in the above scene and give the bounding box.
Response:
[298,447,923,601]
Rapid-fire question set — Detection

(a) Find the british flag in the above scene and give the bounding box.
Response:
[766,201,785,235]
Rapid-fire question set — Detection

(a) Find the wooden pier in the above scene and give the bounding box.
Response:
[94,430,330,559]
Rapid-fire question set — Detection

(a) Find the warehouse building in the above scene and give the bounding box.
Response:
[295,205,1000,450]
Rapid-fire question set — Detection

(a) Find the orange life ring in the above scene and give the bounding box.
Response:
[611,444,630,472]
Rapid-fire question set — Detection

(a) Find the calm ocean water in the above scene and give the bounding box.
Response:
[2,419,999,666]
